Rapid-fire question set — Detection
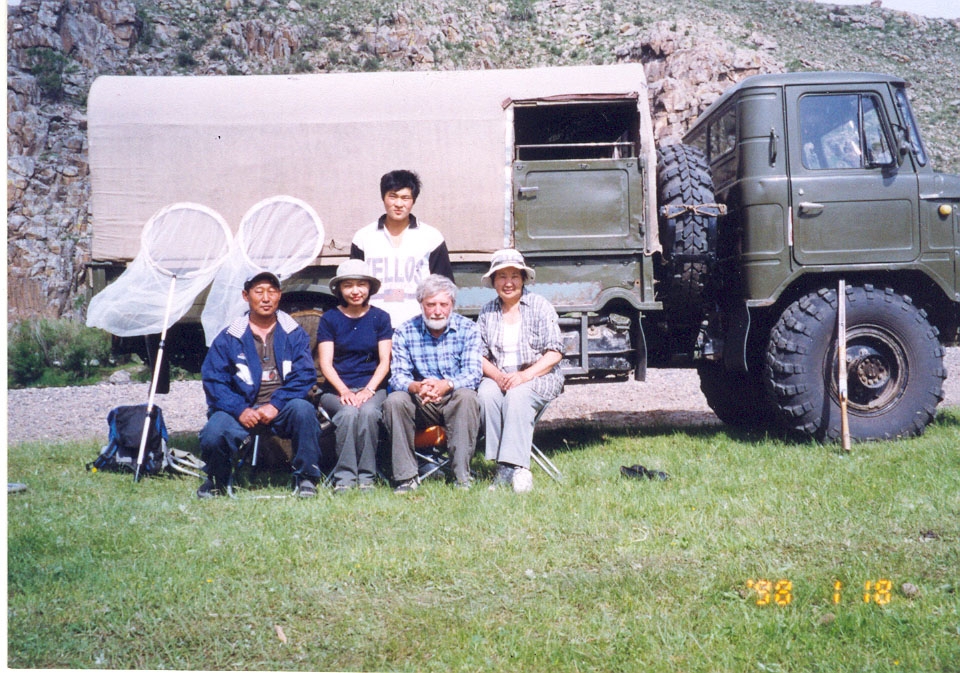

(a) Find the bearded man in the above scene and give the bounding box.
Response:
[383,274,482,493]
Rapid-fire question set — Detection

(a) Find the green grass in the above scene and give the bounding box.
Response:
[8,412,960,671]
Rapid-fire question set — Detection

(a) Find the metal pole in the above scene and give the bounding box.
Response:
[135,275,177,481]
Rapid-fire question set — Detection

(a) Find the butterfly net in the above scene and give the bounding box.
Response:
[201,196,324,345]
[87,203,233,337]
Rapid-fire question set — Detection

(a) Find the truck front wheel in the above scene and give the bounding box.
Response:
[763,285,945,442]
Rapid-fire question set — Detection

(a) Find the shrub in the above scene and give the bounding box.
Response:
[176,52,197,68]
[8,318,112,388]
[292,54,315,73]
[25,48,72,101]
[135,5,157,47]
[508,0,536,22]
[58,323,112,381]
[8,321,49,387]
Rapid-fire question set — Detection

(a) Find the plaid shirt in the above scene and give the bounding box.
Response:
[477,289,564,400]
[389,312,483,392]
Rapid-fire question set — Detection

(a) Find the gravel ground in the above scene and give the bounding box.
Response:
[9,349,960,445]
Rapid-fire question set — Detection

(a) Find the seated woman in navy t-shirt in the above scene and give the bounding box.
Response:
[317,260,393,492]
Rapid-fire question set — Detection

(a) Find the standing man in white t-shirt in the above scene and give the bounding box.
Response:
[350,170,455,327]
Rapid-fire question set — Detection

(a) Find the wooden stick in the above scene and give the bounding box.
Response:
[838,279,851,452]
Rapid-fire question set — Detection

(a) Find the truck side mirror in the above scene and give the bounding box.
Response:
[892,124,910,166]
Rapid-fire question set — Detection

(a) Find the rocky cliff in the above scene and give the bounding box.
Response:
[7,0,958,322]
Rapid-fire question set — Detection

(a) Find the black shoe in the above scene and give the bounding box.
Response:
[297,478,317,498]
[196,477,220,499]
[488,463,515,491]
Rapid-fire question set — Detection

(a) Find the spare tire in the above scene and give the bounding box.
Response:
[656,143,716,324]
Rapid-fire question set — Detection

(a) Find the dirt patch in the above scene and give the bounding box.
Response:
[8,349,960,444]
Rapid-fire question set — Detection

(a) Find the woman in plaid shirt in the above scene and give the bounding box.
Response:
[477,249,564,493]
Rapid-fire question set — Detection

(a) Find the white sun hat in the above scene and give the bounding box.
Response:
[481,248,536,288]
[328,259,382,298]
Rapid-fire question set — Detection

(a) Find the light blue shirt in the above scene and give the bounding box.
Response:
[389,312,482,393]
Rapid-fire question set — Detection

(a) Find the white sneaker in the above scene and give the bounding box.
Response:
[512,466,533,493]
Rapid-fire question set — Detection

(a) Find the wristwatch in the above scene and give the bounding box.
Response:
[444,379,455,390]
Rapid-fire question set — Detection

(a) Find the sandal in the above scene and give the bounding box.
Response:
[620,464,670,481]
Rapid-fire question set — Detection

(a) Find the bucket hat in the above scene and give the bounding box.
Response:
[329,259,382,298]
[481,249,536,288]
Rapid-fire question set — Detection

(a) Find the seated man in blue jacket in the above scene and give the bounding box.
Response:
[197,271,323,498]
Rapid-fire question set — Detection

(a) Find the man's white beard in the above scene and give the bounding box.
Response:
[423,315,449,332]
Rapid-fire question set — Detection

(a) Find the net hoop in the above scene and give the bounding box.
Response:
[140,202,234,279]
[235,195,324,274]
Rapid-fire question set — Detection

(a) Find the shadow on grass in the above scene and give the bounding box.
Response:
[534,409,758,455]
[165,430,306,493]
[930,407,960,427]
[169,430,200,449]
[534,405,960,460]
[167,407,960,485]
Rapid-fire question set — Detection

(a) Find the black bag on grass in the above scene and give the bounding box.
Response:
[87,404,170,475]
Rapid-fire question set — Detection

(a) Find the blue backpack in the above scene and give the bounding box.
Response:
[87,405,203,477]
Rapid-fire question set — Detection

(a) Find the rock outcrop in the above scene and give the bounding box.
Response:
[617,20,780,143]
[7,0,955,323]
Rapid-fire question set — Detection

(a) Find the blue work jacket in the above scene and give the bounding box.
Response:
[201,311,316,420]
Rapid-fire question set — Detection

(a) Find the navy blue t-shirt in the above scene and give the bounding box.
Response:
[316,305,393,390]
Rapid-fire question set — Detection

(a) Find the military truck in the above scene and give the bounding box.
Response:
[86,65,960,441]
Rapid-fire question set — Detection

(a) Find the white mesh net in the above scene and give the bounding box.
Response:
[201,196,324,345]
[86,203,233,337]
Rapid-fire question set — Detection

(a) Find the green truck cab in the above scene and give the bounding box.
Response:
[680,71,960,440]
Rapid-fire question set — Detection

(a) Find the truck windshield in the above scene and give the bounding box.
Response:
[894,87,928,167]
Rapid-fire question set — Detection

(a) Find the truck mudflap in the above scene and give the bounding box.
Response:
[694,300,752,372]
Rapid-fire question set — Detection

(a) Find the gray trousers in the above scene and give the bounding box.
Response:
[478,377,549,469]
[320,388,386,487]
[383,387,481,484]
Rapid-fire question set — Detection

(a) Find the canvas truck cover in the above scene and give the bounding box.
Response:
[87,63,655,263]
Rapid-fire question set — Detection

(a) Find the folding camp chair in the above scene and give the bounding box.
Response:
[417,403,563,485]
[226,430,267,498]
[529,403,562,482]
[414,425,454,482]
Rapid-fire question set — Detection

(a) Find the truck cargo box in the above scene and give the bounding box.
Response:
[87,64,657,264]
